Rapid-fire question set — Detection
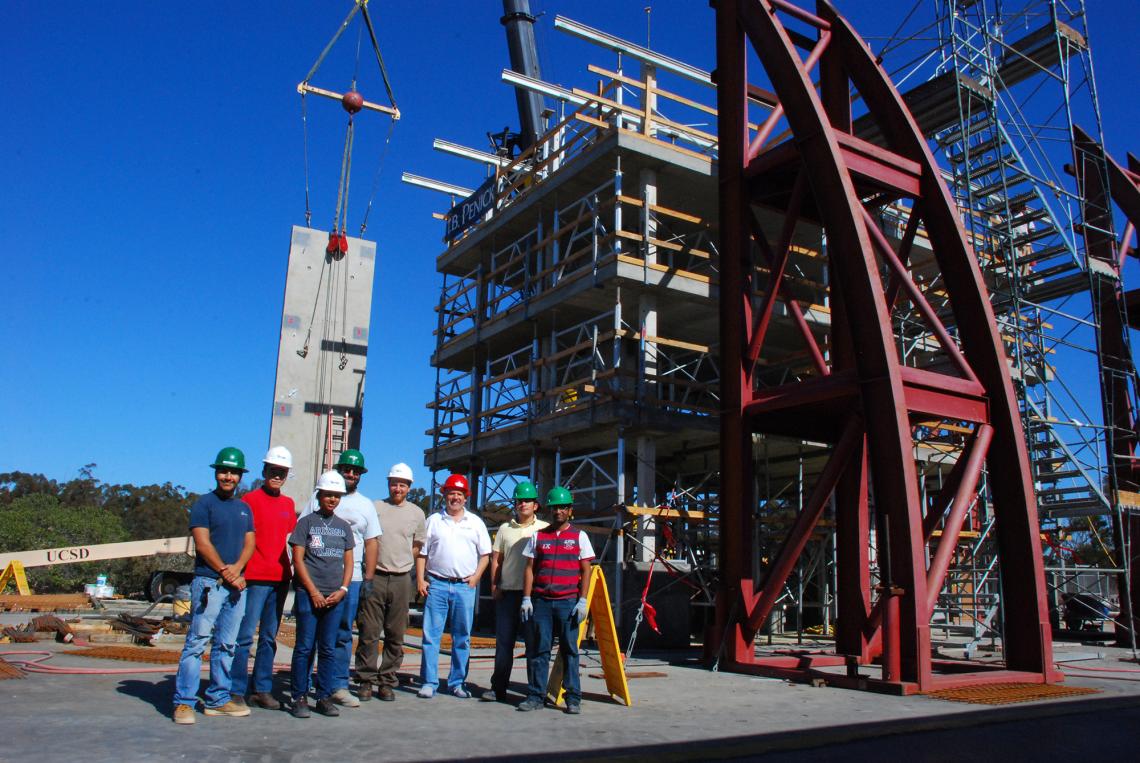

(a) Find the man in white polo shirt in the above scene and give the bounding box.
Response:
[414,473,491,699]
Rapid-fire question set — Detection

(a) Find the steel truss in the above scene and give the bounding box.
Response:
[866,0,1135,652]
[1072,127,1140,646]
[714,0,1057,692]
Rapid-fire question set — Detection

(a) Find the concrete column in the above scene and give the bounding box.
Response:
[535,450,556,497]
[636,282,659,559]
[641,168,658,269]
[635,435,657,560]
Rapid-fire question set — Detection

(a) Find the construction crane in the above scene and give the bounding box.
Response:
[0,537,193,601]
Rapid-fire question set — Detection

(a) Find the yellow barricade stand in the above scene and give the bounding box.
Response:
[0,560,32,595]
[546,565,632,707]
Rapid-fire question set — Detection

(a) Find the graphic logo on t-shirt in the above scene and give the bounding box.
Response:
[309,533,325,550]
[561,539,576,549]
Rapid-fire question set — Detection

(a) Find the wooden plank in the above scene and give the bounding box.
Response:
[616,127,714,164]
[586,64,724,119]
[1116,490,1140,508]
[643,335,710,353]
[624,505,709,520]
[615,194,705,225]
[615,254,712,284]
[0,594,94,611]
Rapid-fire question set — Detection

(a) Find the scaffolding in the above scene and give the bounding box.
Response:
[409,21,727,644]
[865,0,1135,651]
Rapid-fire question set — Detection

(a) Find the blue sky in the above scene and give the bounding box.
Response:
[2,1,1136,494]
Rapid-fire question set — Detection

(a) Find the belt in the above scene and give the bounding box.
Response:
[373,569,410,576]
[429,573,468,584]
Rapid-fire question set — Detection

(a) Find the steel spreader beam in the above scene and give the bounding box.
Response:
[714,0,1057,693]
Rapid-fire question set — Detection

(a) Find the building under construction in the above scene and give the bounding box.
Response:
[408,0,1138,693]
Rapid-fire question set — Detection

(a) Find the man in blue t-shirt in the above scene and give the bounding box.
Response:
[172,447,256,725]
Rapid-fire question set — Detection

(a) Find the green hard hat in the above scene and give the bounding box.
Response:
[337,449,368,473]
[210,446,247,473]
[546,486,573,507]
[514,481,539,501]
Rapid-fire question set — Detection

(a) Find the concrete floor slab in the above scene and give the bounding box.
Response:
[2,608,1138,761]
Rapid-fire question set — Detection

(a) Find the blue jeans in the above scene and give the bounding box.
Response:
[230,581,288,695]
[324,579,361,693]
[491,590,533,694]
[291,589,345,701]
[526,596,581,704]
[173,576,247,708]
[419,577,476,691]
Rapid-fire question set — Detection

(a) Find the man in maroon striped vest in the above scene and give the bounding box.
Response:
[518,486,595,714]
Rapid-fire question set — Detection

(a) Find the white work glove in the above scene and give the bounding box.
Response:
[574,597,588,622]
[520,596,534,621]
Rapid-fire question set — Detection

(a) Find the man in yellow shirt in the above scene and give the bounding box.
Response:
[480,481,549,702]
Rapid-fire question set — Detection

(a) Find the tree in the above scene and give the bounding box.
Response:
[0,471,60,505]
[0,466,200,596]
[0,494,129,593]
[102,481,198,592]
[407,487,430,510]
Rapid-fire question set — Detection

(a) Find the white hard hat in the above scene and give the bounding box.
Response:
[388,462,414,483]
[315,470,347,494]
[263,445,293,469]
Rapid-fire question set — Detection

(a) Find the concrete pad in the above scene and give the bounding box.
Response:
[2,613,1139,761]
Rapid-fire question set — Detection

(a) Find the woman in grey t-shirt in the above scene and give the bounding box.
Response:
[288,471,354,718]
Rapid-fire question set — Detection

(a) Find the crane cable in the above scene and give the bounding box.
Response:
[298,0,399,231]
[293,0,399,469]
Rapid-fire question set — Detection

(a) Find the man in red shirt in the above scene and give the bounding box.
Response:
[519,486,594,714]
[231,446,297,709]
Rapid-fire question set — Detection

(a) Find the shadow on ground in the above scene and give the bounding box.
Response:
[487,694,1140,762]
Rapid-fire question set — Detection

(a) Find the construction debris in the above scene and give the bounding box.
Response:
[0,594,93,612]
[925,683,1101,705]
[62,645,185,665]
[0,656,26,680]
[0,615,74,643]
[109,614,177,644]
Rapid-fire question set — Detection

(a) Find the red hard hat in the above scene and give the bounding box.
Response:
[441,474,470,495]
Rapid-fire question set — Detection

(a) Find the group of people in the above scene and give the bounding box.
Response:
[171,445,594,724]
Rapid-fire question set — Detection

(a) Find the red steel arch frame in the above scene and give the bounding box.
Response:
[713,0,1059,693]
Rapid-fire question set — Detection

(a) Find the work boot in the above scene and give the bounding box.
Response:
[330,688,360,707]
[248,692,280,710]
[172,704,196,725]
[203,700,251,717]
[315,697,340,717]
[517,697,543,712]
[357,683,373,702]
[290,698,311,718]
[377,685,396,701]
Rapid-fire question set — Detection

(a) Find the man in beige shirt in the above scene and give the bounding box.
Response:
[480,481,549,702]
[354,463,426,701]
